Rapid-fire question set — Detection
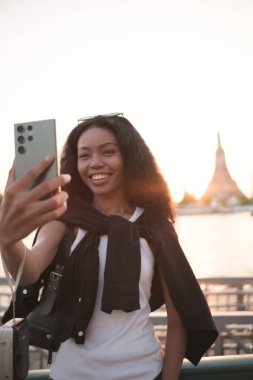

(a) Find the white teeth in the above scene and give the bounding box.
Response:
[91,174,109,180]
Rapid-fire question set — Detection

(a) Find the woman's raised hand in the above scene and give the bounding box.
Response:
[0,155,71,249]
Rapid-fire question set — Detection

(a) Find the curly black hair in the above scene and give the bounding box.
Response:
[60,115,175,222]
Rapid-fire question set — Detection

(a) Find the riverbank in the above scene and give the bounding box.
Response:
[177,204,253,216]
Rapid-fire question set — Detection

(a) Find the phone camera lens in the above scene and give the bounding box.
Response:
[28,135,33,141]
[18,146,26,154]
[17,125,25,133]
[17,135,26,144]
[27,125,33,131]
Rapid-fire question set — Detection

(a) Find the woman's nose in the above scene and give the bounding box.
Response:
[89,154,104,167]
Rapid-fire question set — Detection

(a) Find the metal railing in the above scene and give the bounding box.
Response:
[1,276,253,369]
[199,277,253,311]
[151,310,253,356]
[25,355,253,380]
[2,276,253,315]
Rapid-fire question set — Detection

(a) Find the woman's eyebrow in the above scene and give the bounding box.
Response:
[100,142,119,148]
[78,142,118,150]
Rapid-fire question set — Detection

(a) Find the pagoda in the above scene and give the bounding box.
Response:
[201,133,245,205]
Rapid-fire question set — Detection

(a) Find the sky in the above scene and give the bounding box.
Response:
[1,0,253,202]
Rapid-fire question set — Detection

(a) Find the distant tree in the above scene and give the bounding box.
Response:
[200,194,213,205]
[179,190,197,205]
[239,195,253,205]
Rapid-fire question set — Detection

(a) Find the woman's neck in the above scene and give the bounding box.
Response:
[92,196,134,219]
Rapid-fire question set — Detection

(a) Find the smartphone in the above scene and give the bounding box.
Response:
[14,119,58,190]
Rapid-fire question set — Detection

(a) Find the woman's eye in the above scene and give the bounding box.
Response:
[103,150,115,156]
[78,153,90,160]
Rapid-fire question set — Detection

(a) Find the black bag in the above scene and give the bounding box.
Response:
[2,226,75,364]
[26,261,65,363]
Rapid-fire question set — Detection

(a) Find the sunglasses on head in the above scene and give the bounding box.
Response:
[78,113,124,123]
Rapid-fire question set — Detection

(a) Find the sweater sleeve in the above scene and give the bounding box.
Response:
[147,217,218,365]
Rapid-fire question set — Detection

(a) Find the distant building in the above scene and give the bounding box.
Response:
[201,133,245,205]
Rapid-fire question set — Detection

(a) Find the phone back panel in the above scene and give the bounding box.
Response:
[14,119,58,187]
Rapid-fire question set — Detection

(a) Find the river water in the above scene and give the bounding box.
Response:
[175,211,253,278]
[0,211,252,279]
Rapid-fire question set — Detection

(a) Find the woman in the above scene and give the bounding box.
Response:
[0,114,217,380]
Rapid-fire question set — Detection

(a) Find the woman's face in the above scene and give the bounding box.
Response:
[77,127,125,199]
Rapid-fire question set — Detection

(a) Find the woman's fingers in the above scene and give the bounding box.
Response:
[4,156,55,200]
[13,155,55,192]
[0,189,70,248]
[3,177,71,230]
[31,202,68,228]
[19,192,69,236]
[5,161,16,190]
[29,191,69,218]
[4,156,71,204]
[28,174,71,202]
[0,157,72,246]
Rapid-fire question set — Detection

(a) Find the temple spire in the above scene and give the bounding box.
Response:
[201,133,245,205]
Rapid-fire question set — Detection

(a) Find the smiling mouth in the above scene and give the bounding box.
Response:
[90,173,111,180]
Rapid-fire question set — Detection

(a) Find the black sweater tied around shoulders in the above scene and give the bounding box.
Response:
[55,198,218,366]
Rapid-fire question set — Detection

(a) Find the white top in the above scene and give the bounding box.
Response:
[50,207,163,380]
